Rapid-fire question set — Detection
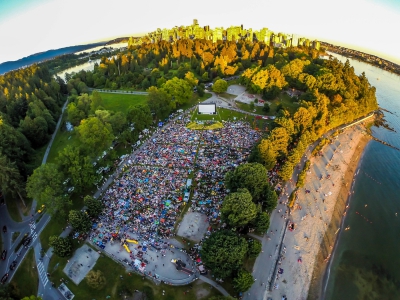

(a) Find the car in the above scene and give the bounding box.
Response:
[23,237,32,247]
[1,250,6,260]
[2,225,6,233]
[1,273,8,284]
[9,260,17,271]
[37,204,46,214]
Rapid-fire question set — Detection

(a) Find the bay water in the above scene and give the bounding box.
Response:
[323,53,400,299]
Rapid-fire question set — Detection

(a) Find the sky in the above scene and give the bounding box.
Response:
[0,0,400,64]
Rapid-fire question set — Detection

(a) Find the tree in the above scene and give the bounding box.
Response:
[66,102,86,126]
[252,211,270,233]
[247,239,262,258]
[233,269,254,292]
[49,236,72,257]
[212,79,228,93]
[69,210,92,233]
[184,71,198,87]
[201,230,248,278]
[263,184,278,211]
[147,86,172,121]
[76,117,114,155]
[84,195,103,218]
[225,163,268,202]
[57,146,97,192]
[262,102,270,113]
[86,270,107,290]
[162,77,192,107]
[293,107,312,133]
[0,155,26,206]
[26,163,70,216]
[126,104,153,132]
[90,91,104,112]
[221,188,257,228]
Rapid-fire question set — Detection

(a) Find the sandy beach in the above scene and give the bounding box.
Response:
[267,124,371,300]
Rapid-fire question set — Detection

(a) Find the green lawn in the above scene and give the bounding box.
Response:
[100,92,148,112]
[10,248,38,299]
[235,101,268,115]
[47,244,221,300]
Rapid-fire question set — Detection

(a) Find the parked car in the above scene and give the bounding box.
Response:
[9,260,17,271]
[2,226,6,233]
[1,273,8,284]
[1,250,6,260]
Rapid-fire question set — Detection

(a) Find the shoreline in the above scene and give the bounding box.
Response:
[267,123,371,300]
[307,131,371,300]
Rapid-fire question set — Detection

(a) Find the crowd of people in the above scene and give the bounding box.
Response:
[90,115,261,258]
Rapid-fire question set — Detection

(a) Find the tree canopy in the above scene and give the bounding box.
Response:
[225,163,268,203]
[221,188,257,228]
[201,230,248,278]
[26,163,70,216]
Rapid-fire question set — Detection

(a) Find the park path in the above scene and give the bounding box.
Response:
[199,275,230,297]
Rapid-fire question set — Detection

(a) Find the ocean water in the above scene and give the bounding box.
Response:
[323,54,400,299]
[0,42,106,75]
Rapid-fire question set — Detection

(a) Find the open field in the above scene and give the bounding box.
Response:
[100,92,148,112]
[47,244,221,300]
[10,248,38,298]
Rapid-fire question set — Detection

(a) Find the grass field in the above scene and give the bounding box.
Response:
[11,248,38,298]
[100,92,148,112]
[47,244,221,300]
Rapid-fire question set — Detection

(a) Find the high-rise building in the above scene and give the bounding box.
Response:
[213,27,223,43]
[291,34,299,47]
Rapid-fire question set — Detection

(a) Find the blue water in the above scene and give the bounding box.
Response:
[0,42,106,75]
[324,54,400,299]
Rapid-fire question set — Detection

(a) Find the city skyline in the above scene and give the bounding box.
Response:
[1,0,400,64]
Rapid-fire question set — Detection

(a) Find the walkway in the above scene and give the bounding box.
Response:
[199,275,230,297]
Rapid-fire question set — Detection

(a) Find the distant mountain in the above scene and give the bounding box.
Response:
[0,42,107,75]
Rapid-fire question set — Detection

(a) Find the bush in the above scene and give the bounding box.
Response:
[247,239,262,258]
[233,269,254,292]
[288,189,297,208]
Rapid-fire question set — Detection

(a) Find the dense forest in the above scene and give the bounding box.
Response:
[0,65,66,203]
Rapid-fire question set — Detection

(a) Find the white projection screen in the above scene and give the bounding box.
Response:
[198,104,216,114]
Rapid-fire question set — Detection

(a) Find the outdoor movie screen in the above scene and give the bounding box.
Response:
[198,103,216,114]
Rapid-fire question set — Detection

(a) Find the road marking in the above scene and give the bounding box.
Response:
[37,261,48,286]
[32,232,38,243]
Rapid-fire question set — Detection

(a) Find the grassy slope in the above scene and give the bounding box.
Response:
[10,248,38,298]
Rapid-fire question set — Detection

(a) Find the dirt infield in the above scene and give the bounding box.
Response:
[177,212,209,242]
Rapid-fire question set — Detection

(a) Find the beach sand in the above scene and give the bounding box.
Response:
[267,124,371,300]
